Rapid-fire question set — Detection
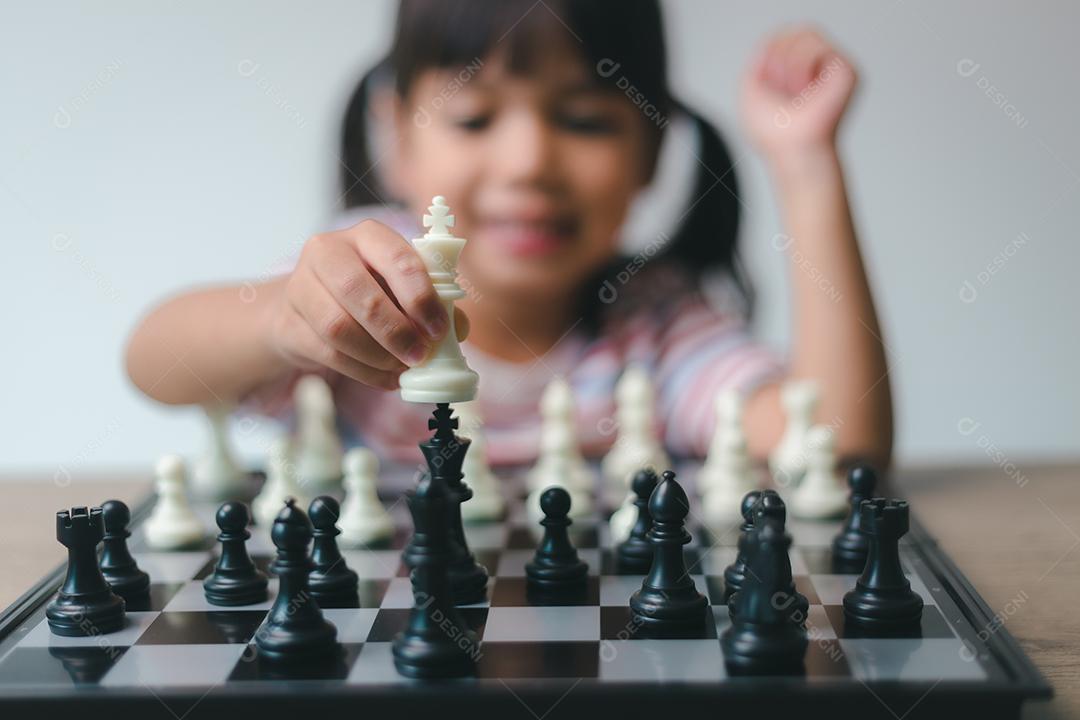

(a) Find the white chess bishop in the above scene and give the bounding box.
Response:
[454,401,505,522]
[398,196,479,405]
[144,454,204,550]
[769,379,820,493]
[293,374,344,492]
[790,425,849,519]
[253,437,309,528]
[191,404,248,501]
[527,377,593,494]
[700,389,759,527]
[338,447,394,546]
[601,365,670,502]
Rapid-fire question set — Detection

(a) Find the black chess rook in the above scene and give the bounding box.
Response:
[47,507,126,637]
[843,498,924,631]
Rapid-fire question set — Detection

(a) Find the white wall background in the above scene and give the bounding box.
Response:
[2,0,1077,475]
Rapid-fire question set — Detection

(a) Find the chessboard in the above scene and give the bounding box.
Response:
[0,467,1050,720]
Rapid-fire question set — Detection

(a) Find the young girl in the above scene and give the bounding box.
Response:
[126,0,892,470]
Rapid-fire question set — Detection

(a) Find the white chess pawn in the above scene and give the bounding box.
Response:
[454,402,505,522]
[791,425,849,520]
[700,389,759,527]
[191,404,248,501]
[338,447,394,546]
[769,379,820,494]
[608,498,637,545]
[144,454,204,550]
[398,196,479,404]
[601,365,669,504]
[293,375,344,492]
[253,437,308,528]
[527,377,593,494]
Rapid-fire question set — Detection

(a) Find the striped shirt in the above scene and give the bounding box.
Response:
[242,206,785,466]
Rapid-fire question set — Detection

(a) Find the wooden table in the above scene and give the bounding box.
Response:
[1,465,1076,717]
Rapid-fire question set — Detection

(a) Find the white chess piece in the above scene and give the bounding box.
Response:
[294,375,344,492]
[398,196,479,404]
[608,496,638,545]
[790,425,849,519]
[601,365,669,503]
[769,379,820,494]
[527,377,593,494]
[191,404,248,501]
[454,402,505,522]
[253,437,308,528]
[338,447,394,546]
[144,454,204,550]
[701,389,759,527]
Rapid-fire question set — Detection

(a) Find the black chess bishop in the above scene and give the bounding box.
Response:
[204,501,268,606]
[255,499,339,663]
[629,470,709,635]
[616,468,659,573]
[47,507,126,636]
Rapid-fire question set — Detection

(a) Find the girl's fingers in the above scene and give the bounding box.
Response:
[305,234,430,366]
[782,30,831,96]
[280,307,402,391]
[348,220,448,341]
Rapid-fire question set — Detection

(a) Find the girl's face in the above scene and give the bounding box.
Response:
[393,45,652,305]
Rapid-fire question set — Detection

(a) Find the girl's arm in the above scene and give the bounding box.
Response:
[739,28,893,467]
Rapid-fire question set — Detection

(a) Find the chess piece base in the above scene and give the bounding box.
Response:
[46,593,125,637]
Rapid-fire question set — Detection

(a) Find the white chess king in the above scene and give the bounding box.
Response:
[398,196,479,405]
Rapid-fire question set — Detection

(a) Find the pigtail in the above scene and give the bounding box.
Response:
[340,58,392,209]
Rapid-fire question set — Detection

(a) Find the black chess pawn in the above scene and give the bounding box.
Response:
[47,507,126,636]
[616,468,659,573]
[255,499,339,663]
[393,472,479,678]
[730,491,808,626]
[526,487,588,594]
[99,499,150,603]
[722,517,809,675]
[843,498,924,631]
[204,502,268,606]
[831,465,878,573]
[722,490,763,603]
[629,471,709,634]
[308,496,360,608]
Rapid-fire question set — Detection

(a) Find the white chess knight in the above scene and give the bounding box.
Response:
[454,401,505,522]
[144,454,204,550]
[601,365,669,501]
[527,377,593,494]
[293,374,344,492]
[700,389,759,527]
[790,425,849,519]
[191,404,248,501]
[769,379,820,493]
[253,437,309,528]
[398,196,479,405]
[338,447,394,546]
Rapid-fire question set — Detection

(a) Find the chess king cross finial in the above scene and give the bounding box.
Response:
[422,196,455,237]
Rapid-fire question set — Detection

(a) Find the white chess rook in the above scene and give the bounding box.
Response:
[398,196,479,404]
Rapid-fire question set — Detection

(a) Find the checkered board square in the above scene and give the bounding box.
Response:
[0,481,1048,719]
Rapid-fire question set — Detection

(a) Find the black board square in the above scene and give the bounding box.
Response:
[600,605,716,640]
[600,549,703,575]
[490,577,600,607]
[794,576,820,605]
[137,610,268,645]
[506,525,599,550]
[0,646,128,686]
[824,605,954,640]
[366,607,489,642]
[123,582,184,612]
[804,639,851,677]
[476,641,599,679]
[229,642,363,681]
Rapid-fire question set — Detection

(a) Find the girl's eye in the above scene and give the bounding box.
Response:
[556,112,618,134]
[452,115,492,131]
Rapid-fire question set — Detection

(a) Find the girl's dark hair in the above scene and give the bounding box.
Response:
[341,0,752,328]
